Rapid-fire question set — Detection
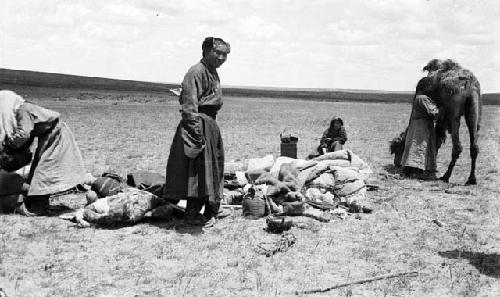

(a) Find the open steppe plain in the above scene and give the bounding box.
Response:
[1,88,499,297]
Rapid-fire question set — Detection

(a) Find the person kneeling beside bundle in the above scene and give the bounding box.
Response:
[0,90,88,216]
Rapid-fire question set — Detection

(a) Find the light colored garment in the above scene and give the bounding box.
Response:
[83,188,164,223]
[28,121,87,195]
[401,95,440,171]
[11,102,86,195]
[0,90,24,146]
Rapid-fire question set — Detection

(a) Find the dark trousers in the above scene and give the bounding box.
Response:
[185,198,220,219]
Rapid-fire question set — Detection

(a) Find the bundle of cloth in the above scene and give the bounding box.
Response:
[62,171,178,227]
[221,149,372,219]
[70,187,174,228]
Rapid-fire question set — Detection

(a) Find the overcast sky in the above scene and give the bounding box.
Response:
[1,0,499,92]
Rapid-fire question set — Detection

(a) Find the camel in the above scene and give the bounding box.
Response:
[423,59,482,185]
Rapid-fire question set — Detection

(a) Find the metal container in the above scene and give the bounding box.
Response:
[280,133,298,158]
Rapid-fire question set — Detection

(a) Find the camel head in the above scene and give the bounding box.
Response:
[422,58,461,74]
[422,59,442,73]
[421,58,480,107]
[439,59,461,72]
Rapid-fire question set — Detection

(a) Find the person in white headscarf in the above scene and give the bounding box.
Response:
[0,90,24,146]
[0,90,87,216]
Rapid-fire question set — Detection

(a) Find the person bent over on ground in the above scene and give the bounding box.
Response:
[401,77,442,180]
[0,90,87,216]
[163,37,231,228]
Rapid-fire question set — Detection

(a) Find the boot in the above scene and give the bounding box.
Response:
[202,201,220,228]
[14,194,35,217]
[15,202,36,217]
[25,195,50,216]
[419,171,438,181]
[183,199,205,226]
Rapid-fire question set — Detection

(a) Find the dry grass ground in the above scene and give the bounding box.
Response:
[1,90,500,297]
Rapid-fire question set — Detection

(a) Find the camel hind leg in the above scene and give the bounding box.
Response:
[464,91,481,185]
[440,116,462,183]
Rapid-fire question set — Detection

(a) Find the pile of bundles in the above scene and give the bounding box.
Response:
[223,149,373,223]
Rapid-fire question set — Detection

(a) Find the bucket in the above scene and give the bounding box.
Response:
[280,142,297,158]
[280,133,298,159]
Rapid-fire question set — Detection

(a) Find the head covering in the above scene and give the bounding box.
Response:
[0,90,25,145]
[415,76,434,95]
[202,37,231,57]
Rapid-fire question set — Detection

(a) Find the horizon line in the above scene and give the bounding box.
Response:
[2,67,499,94]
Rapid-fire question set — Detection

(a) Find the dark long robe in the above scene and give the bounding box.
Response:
[8,102,86,196]
[163,61,224,202]
[401,95,439,172]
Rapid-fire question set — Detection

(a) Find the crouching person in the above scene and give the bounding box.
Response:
[307,116,347,159]
[0,90,87,216]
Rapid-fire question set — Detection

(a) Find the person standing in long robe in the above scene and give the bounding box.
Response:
[163,37,230,227]
[0,90,87,215]
[401,77,441,179]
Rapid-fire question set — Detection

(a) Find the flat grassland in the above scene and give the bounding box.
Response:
[1,89,499,297]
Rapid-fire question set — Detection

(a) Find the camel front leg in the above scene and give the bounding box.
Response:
[440,117,462,183]
[465,96,480,185]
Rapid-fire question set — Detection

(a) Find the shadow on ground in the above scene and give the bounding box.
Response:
[439,250,500,278]
[149,218,205,235]
[382,164,403,175]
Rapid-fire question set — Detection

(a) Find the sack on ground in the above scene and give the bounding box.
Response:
[242,197,267,218]
[334,179,365,197]
[313,150,349,161]
[83,188,164,224]
[331,166,362,183]
[310,172,336,188]
[344,187,367,207]
[282,201,306,215]
[91,176,125,198]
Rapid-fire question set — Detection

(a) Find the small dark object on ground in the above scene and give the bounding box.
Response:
[432,219,446,227]
[361,206,373,213]
[266,216,293,234]
[242,196,267,219]
[282,201,305,215]
[365,184,379,191]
